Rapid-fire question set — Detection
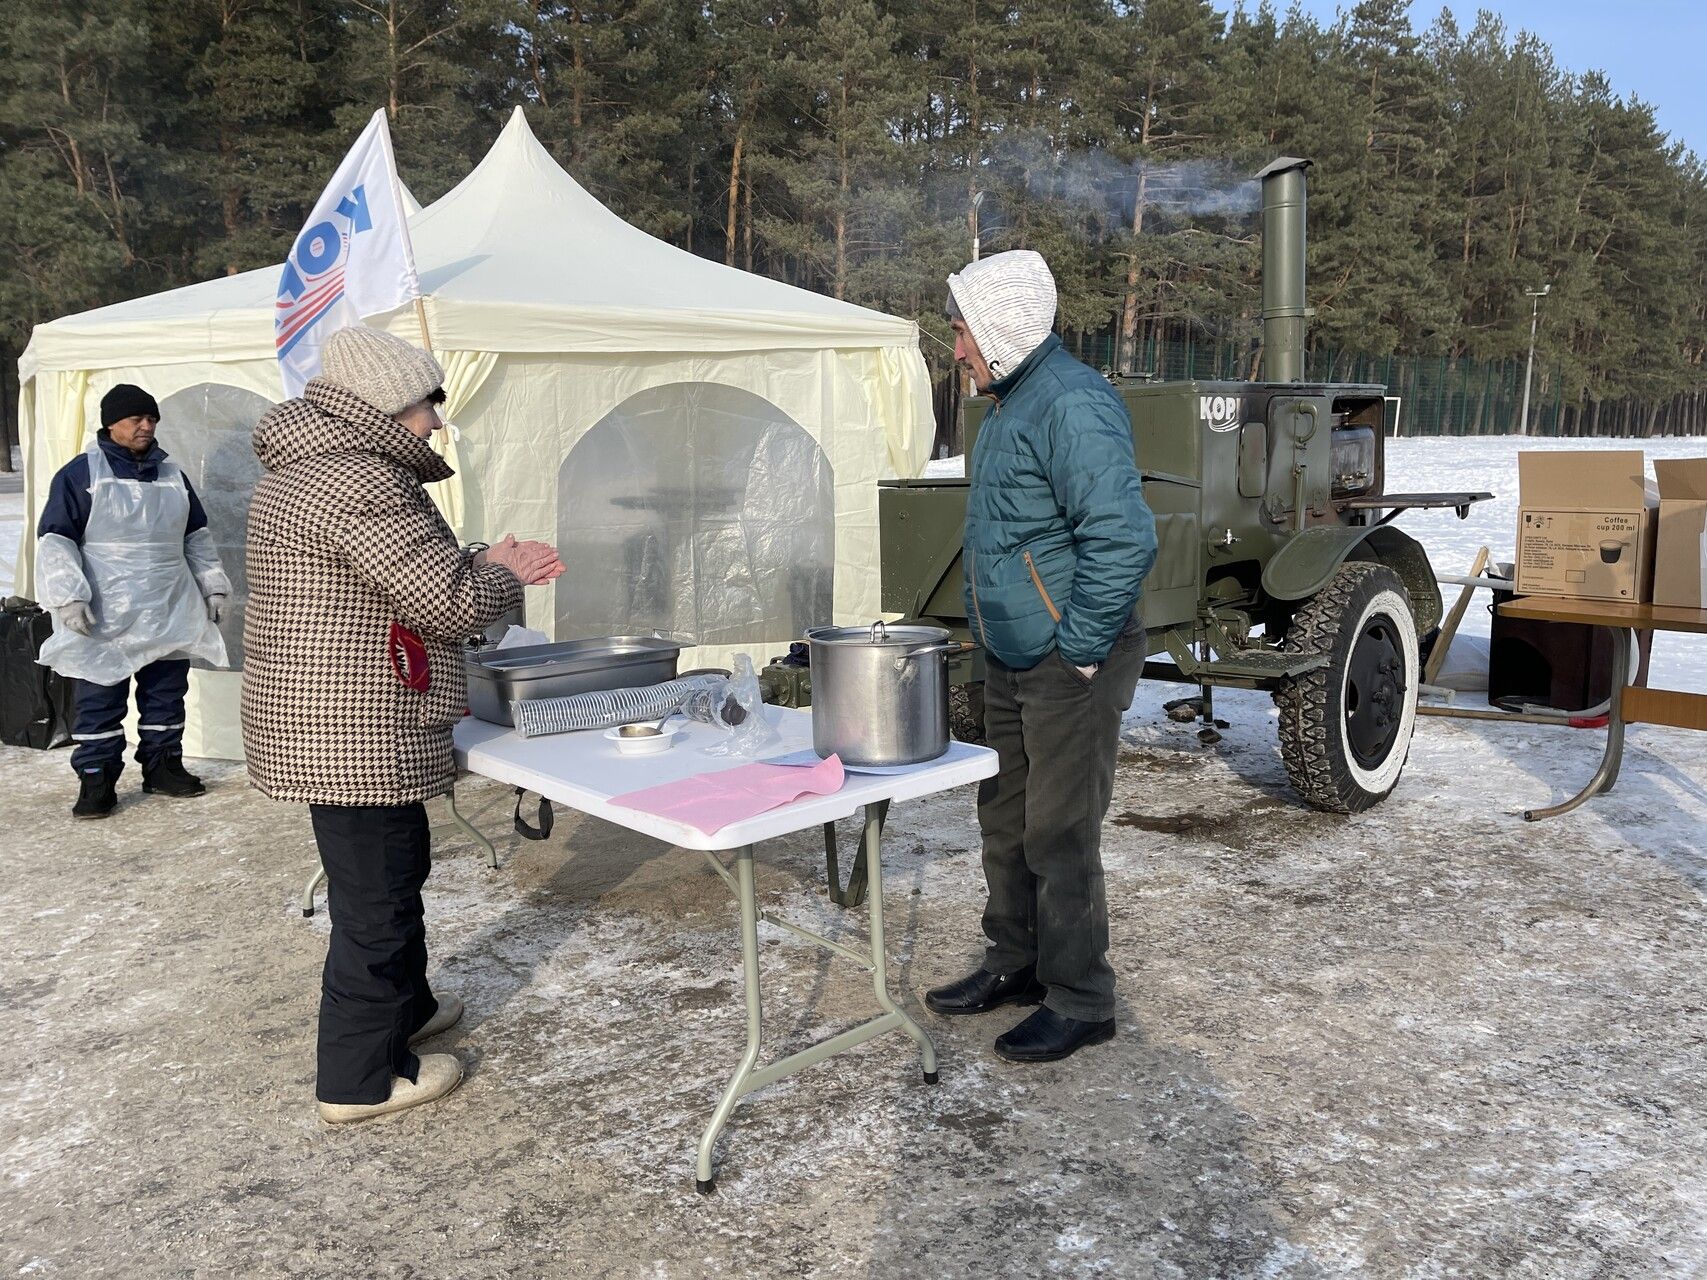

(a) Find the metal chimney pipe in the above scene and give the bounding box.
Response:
[1257,156,1312,383]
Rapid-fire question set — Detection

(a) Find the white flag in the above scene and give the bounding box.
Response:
[275,110,422,398]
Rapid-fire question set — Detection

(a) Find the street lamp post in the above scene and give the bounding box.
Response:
[1519,283,1551,436]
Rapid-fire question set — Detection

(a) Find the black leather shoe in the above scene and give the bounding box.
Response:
[72,767,118,820]
[993,1006,1116,1063]
[924,965,1045,1016]
[142,754,205,798]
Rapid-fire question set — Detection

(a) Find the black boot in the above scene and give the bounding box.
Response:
[993,1006,1116,1064]
[142,753,205,798]
[72,766,119,820]
[924,965,1045,1016]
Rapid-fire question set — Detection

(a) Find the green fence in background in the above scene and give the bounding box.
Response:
[1064,330,1707,437]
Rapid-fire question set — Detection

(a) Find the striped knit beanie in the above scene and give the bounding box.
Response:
[946,250,1057,379]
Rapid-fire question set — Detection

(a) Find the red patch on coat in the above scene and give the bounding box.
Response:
[388,622,431,691]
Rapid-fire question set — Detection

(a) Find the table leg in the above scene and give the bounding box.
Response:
[823,820,869,908]
[1524,627,1631,821]
[696,845,763,1194]
[446,786,499,869]
[300,862,326,918]
[860,802,937,1084]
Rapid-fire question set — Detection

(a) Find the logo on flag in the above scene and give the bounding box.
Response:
[276,110,422,398]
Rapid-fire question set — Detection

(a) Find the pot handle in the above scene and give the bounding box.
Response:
[896,640,975,660]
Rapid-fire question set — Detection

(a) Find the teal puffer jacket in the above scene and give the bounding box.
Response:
[962,334,1156,670]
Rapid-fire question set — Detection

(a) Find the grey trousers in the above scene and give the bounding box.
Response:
[978,626,1145,1021]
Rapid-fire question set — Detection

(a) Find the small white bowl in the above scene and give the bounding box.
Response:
[604,724,679,756]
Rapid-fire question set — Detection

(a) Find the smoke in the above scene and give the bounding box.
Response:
[978,133,1260,237]
[1129,159,1261,217]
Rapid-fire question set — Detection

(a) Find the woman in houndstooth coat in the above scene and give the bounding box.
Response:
[243,325,562,1124]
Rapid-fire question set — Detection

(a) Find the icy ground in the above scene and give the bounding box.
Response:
[1,436,1704,1278]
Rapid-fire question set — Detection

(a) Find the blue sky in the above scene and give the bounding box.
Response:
[1286,1,1706,158]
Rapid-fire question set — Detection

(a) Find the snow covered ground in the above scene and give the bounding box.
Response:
[1385,434,1707,693]
[3,434,1703,1276]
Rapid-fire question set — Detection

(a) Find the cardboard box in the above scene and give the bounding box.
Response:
[1652,458,1707,610]
[1515,450,1657,603]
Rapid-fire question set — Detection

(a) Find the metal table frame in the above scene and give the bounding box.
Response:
[1494,598,1707,821]
[1518,625,1632,820]
[692,798,936,1192]
[446,710,996,1191]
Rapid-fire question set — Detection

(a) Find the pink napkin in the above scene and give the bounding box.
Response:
[608,755,847,836]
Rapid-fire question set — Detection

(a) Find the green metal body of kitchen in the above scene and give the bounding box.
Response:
[768,158,1490,815]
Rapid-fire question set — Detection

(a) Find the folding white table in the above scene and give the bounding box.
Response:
[452,706,998,1192]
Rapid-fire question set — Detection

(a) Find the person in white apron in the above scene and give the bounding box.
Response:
[35,384,231,819]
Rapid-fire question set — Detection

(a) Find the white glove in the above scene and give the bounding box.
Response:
[54,602,96,636]
[206,594,228,624]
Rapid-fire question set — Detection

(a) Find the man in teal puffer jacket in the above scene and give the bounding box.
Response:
[924,250,1157,1063]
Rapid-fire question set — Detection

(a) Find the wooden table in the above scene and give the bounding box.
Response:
[1497,598,1707,820]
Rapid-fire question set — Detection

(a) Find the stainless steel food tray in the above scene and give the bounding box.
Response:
[465,635,684,726]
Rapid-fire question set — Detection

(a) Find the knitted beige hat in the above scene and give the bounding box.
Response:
[319,325,445,416]
[946,250,1058,379]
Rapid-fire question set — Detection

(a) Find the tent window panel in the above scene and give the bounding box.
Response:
[555,383,834,648]
[157,383,275,671]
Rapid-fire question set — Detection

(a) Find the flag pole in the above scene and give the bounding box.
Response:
[413,295,433,354]
[376,107,430,357]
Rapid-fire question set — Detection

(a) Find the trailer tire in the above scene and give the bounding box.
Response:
[1273,562,1419,814]
[950,681,986,745]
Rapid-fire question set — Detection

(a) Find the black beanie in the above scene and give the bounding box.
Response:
[100,384,160,427]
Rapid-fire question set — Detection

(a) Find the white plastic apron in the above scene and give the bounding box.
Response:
[38,443,229,685]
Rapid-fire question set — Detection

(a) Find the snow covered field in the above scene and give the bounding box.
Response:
[1385,434,1707,692]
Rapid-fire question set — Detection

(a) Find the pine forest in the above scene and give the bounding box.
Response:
[2,0,1704,438]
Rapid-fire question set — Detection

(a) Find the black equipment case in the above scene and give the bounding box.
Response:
[1,598,76,749]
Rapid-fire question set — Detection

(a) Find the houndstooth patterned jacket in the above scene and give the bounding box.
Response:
[241,380,523,806]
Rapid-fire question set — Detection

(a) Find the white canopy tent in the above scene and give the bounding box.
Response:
[16,108,934,759]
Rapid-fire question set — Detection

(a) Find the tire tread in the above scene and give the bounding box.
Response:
[1273,562,1411,815]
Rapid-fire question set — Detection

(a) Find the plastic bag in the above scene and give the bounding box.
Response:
[702,653,780,758]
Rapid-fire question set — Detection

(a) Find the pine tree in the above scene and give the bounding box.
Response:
[1108,0,1227,372]
[747,0,914,302]
[165,0,339,279]
[512,0,712,245]
[0,0,167,346]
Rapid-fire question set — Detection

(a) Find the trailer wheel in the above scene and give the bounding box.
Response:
[1273,562,1419,814]
[950,681,986,745]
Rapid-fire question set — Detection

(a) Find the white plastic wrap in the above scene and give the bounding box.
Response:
[36,443,229,685]
[34,532,91,609]
[183,527,233,600]
[554,382,835,649]
[703,654,781,758]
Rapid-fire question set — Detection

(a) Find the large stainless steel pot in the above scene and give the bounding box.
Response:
[806,621,963,766]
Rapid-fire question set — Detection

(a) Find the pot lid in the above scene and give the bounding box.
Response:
[806,621,952,647]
